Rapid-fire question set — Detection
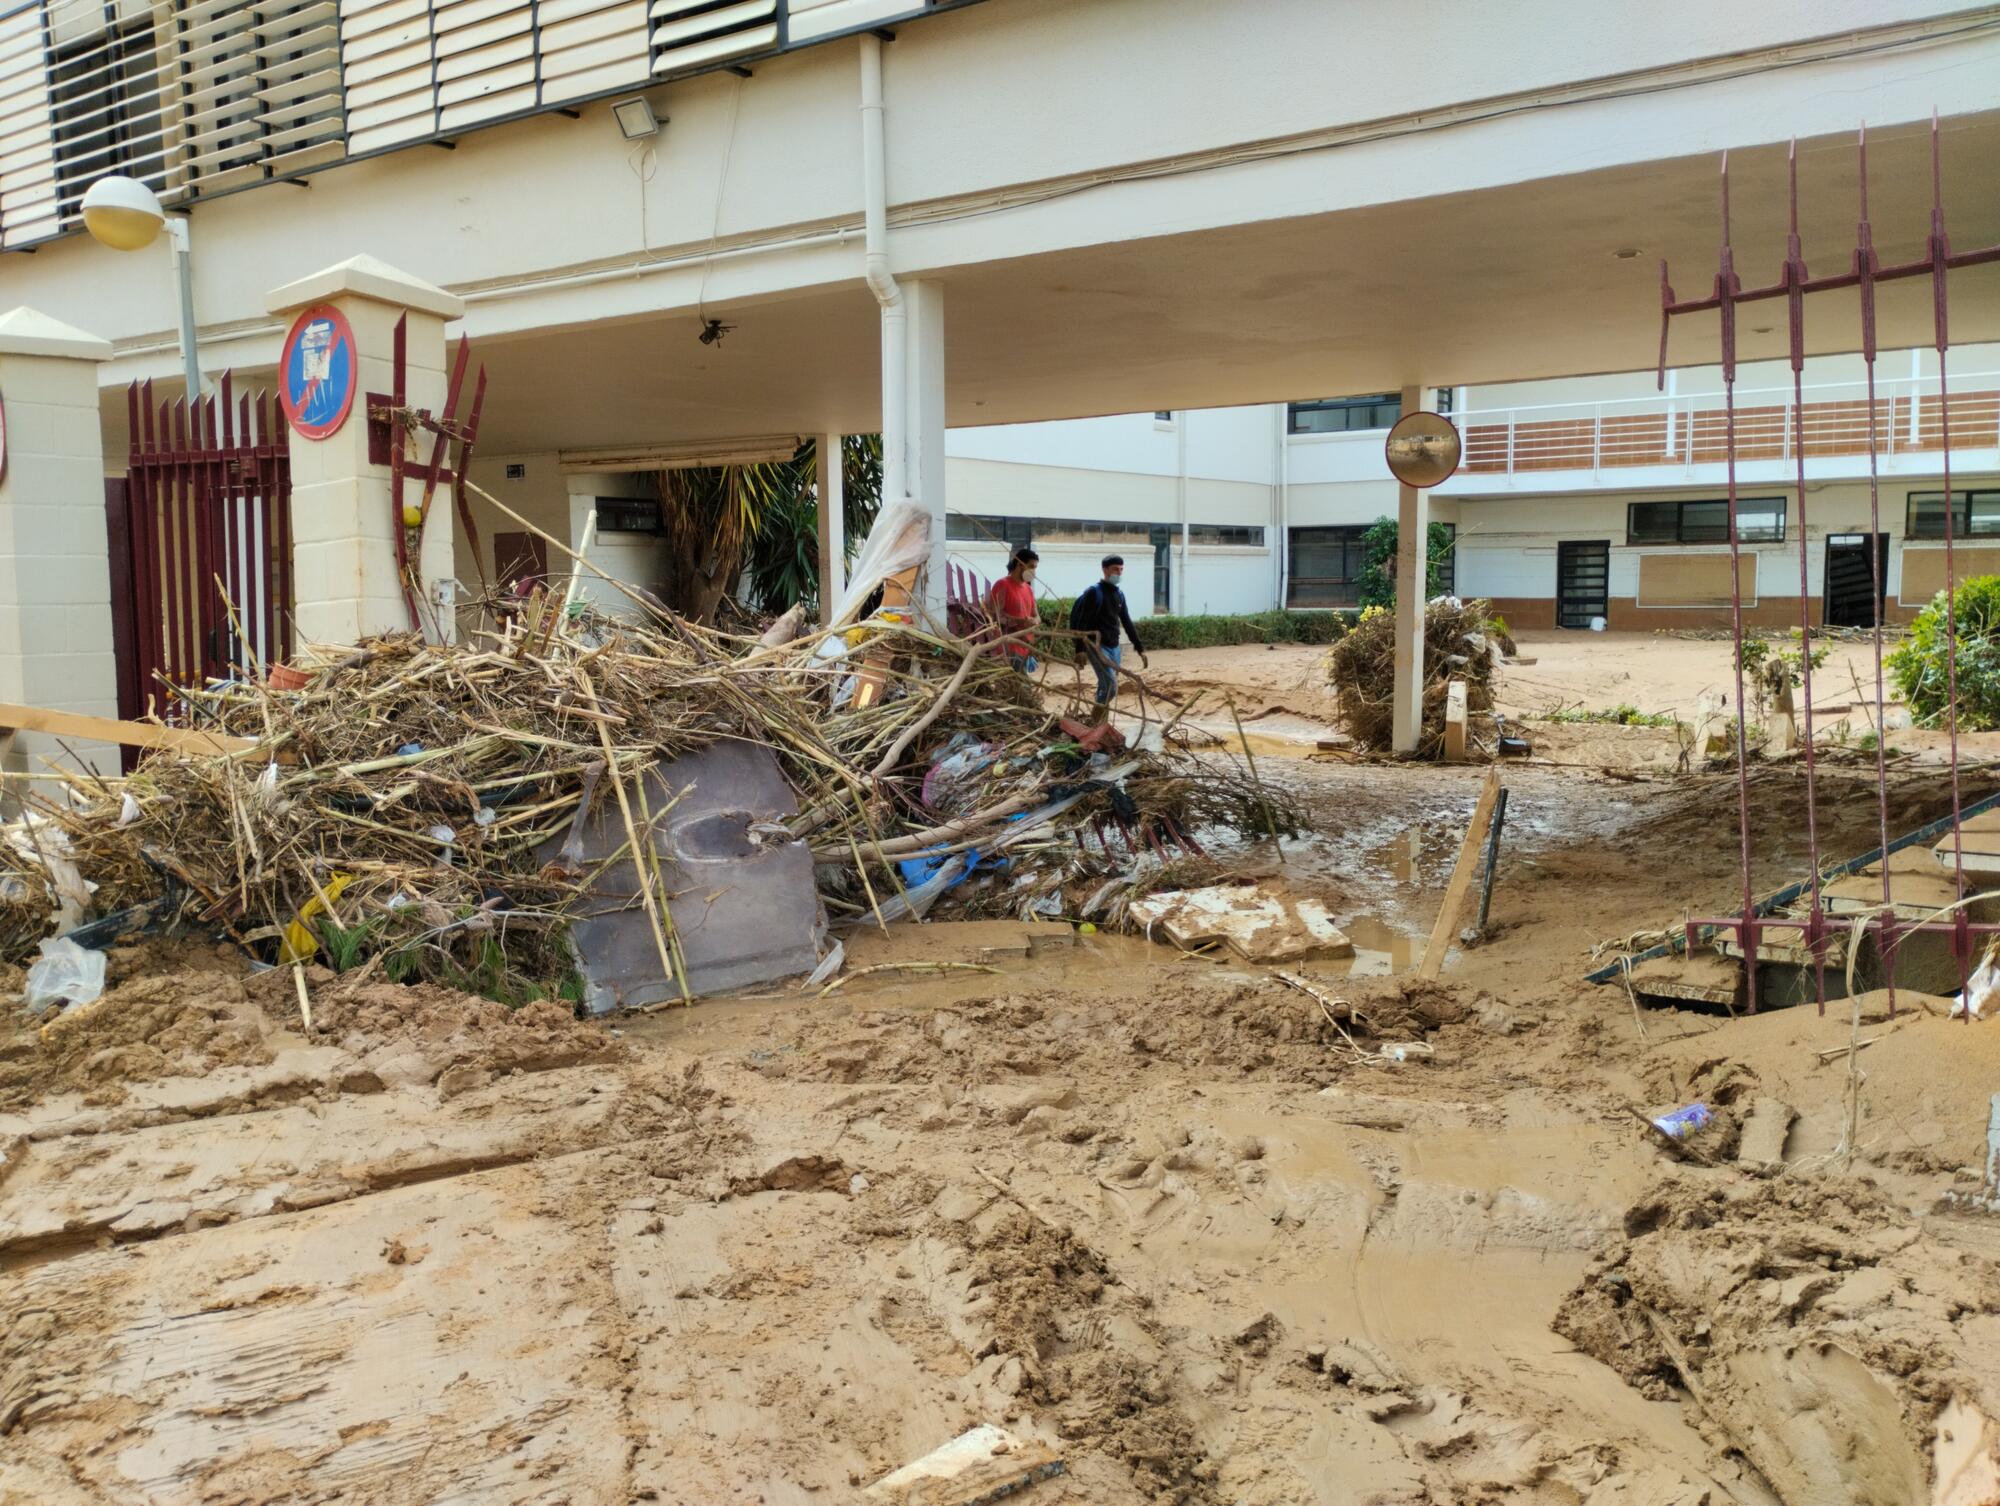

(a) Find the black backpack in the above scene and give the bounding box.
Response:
[1067,583,1100,634]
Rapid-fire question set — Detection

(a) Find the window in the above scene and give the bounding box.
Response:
[1187,524,1265,547]
[1035,518,1153,547]
[1287,525,1370,608]
[1906,490,2000,540]
[48,8,169,223]
[943,514,1034,552]
[1288,394,1402,435]
[1436,522,1456,595]
[1434,387,1455,416]
[1626,497,1785,545]
[1153,411,1174,423]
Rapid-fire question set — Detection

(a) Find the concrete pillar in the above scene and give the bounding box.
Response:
[1391,383,1428,755]
[816,432,845,625]
[0,308,117,802]
[904,279,947,618]
[264,255,462,649]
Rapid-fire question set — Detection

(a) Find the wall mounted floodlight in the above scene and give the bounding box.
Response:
[612,98,660,139]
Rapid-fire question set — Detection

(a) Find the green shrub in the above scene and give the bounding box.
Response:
[1035,598,1356,651]
[1357,517,1457,608]
[1537,703,1676,728]
[1890,575,2000,729]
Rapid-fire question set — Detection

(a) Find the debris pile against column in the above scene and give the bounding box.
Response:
[1326,598,1499,757]
[0,603,1288,1002]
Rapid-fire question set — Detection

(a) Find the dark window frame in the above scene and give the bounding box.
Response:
[1905,490,2000,541]
[1288,394,1402,435]
[1186,523,1266,548]
[1625,496,1786,546]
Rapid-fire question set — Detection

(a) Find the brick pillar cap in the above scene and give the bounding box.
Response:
[265,253,464,320]
[0,306,112,361]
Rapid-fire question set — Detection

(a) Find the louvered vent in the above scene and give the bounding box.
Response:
[170,0,347,192]
[0,5,60,247]
[343,0,649,153]
[787,0,927,44]
[649,0,777,78]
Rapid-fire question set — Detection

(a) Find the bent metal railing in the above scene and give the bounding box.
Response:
[1664,120,2000,1014]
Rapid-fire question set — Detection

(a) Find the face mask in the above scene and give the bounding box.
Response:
[1107,572,1123,586]
[1022,570,1037,585]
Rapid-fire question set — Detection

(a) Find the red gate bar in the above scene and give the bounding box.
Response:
[1663,118,2000,1015]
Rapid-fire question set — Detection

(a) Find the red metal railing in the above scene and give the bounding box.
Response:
[1666,121,2000,1014]
[123,371,293,714]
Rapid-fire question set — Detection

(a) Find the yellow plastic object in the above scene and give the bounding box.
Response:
[402,503,424,528]
[1078,922,1098,934]
[280,872,353,964]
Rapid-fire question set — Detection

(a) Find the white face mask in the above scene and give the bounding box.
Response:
[1022,569,1037,585]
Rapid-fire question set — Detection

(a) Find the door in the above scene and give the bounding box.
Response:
[1149,525,1172,613]
[494,531,551,591]
[1823,533,1888,628]
[1556,540,1610,629]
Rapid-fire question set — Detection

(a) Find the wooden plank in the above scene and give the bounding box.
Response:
[1442,677,1468,762]
[1417,767,1501,980]
[0,702,255,757]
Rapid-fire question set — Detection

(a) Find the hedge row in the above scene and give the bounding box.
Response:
[1034,598,1356,651]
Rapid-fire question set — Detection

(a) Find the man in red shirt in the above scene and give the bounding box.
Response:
[986,549,1040,673]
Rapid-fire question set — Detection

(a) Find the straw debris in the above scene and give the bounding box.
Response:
[0,602,1284,1003]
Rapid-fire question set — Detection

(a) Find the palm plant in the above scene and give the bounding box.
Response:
[652,435,882,622]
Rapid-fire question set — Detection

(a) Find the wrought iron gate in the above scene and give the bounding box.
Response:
[117,372,293,719]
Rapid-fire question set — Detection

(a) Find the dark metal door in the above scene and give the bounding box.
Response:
[1556,540,1609,629]
[1823,533,1888,628]
[119,372,292,717]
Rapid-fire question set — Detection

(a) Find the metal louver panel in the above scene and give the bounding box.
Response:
[166,0,346,191]
[786,0,924,43]
[0,5,60,246]
[39,3,177,228]
[539,0,648,103]
[648,0,775,78]
[341,0,435,151]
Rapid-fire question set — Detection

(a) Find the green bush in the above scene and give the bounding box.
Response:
[1889,575,2000,729]
[1035,598,1355,651]
[1357,516,1457,608]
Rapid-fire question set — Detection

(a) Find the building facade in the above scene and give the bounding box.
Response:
[942,346,2000,628]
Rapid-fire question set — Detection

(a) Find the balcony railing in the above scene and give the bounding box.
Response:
[1457,372,2000,481]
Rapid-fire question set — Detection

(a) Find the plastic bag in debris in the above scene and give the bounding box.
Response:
[24,936,107,1014]
[827,499,932,629]
[875,848,1006,924]
[896,845,1009,891]
[1953,950,2000,1019]
[116,792,141,828]
[921,733,998,816]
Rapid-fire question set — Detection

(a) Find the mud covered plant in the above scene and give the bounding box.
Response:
[1890,574,2000,729]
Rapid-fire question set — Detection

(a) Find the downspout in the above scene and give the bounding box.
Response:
[1276,403,1289,608]
[859,35,907,507]
[1176,413,1188,614]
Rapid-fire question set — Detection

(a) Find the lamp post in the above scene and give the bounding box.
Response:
[79,175,201,399]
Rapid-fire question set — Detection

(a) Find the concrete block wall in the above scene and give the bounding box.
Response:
[0,313,118,800]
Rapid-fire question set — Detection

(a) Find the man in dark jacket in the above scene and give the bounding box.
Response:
[1068,555,1149,709]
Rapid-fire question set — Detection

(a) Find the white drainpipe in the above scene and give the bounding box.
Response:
[859,35,907,508]
[1275,403,1290,608]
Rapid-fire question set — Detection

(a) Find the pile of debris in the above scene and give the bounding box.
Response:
[1326,598,1499,755]
[0,597,1282,1008]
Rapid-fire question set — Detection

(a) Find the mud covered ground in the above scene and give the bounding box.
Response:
[4,742,2000,1503]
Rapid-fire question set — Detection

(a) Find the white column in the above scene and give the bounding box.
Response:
[816,432,845,625]
[0,308,117,802]
[265,256,462,649]
[1391,383,1428,755]
[904,279,947,618]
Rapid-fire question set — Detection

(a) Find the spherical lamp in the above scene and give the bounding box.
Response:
[81,174,166,251]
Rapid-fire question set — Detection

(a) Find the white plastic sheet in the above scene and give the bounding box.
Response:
[828,499,932,629]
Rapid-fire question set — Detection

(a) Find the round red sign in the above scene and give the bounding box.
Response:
[278,303,359,440]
